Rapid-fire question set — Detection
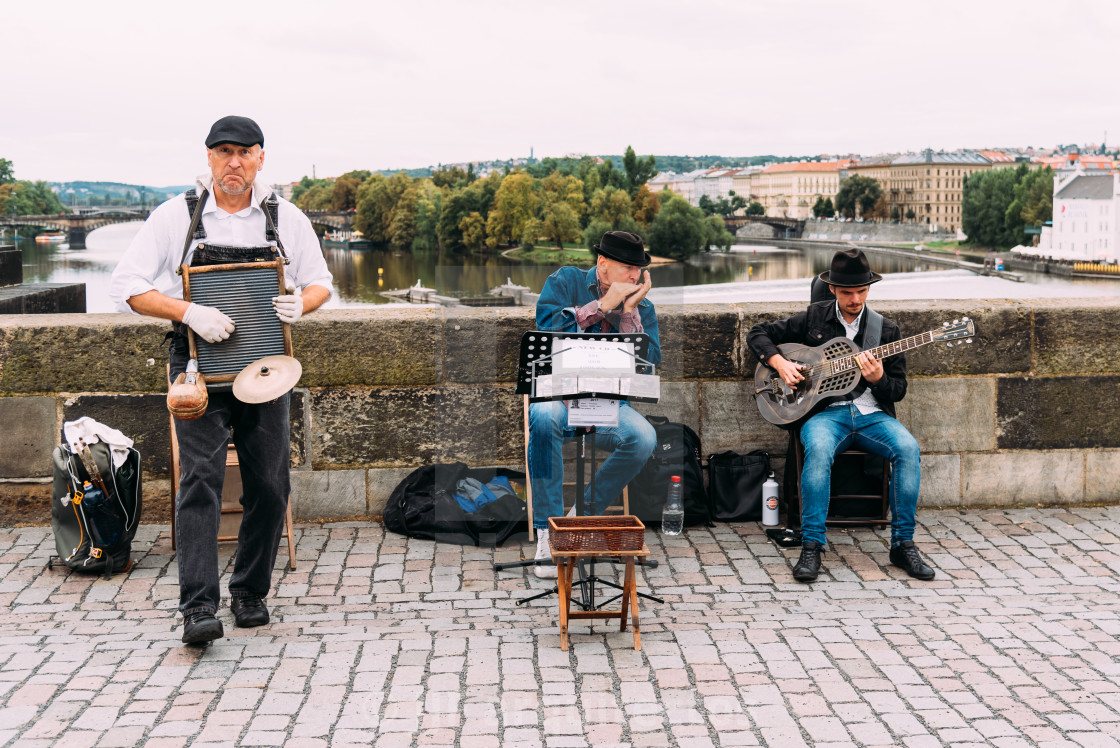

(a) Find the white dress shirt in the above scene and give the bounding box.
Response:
[109,175,333,313]
[834,302,882,415]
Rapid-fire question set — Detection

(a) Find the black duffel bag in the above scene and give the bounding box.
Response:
[383,462,526,547]
[707,450,770,522]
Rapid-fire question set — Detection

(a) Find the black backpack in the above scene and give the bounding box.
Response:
[627,417,711,527]
[50,441,142,577]
[384,462,527,546]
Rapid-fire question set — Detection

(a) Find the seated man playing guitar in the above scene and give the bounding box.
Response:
[747,248,935,582]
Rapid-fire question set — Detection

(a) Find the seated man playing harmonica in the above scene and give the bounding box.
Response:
[528,231,660,578]
[109,116,333,644]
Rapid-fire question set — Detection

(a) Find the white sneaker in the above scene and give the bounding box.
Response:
[534,528,557,579]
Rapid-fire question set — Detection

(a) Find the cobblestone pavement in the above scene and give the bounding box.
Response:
[3,508,1120,747]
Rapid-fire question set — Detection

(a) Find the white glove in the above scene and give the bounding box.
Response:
[273,282,303,324]
[182,302,234,343]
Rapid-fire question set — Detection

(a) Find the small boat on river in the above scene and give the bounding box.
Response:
[35,232,69,245]
[323,230,373,249]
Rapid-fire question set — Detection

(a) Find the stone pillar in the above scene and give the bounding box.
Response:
[68,224,86,249]
[0,245,22,287]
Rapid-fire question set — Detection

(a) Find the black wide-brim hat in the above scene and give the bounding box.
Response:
[205,116,264,149]
[594,230,651,267]
[818,247,883,287]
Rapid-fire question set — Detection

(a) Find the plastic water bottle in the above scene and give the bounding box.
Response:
[78,480,122,546]
[662,475,684,536]
[762,472,780,527]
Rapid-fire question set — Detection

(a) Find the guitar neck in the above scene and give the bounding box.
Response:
[834,330,935,372]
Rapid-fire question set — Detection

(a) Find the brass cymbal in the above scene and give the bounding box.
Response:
[232,355,303,404]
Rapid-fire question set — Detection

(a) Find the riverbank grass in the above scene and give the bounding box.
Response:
[506,245,597,266]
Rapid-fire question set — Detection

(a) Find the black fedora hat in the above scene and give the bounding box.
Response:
[818,248,882,287]
[594,231,651,267]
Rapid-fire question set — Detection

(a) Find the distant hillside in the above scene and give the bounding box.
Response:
[49,180,192,207]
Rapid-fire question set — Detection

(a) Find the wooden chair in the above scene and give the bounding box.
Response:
[788,429,890,528]
[168,379,297,570]
[523,396,629,542]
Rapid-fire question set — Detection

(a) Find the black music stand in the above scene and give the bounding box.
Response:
[493,331,663,611]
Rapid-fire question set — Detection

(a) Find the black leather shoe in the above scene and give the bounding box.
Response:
[182,612,223,644]
[890,541,936,580]
[231,595,270,628]
[792,541,824,582]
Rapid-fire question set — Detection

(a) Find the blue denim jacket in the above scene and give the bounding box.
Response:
[535,266,661,366]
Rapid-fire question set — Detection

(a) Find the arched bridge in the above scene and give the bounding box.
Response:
[0,209,149,248]
[302,211,355,234]
[1,208,356,248]
[724,215,805,239]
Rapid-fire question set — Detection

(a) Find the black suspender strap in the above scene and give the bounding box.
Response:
[177,188,209,273]
[184,188,207,241]
[264,194,280,242]
[261,193,289,263]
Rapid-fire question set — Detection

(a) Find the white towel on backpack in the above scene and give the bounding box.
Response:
[62,417,134,470]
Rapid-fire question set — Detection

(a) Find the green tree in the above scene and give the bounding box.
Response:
[646,192,732,260]
[905,207,916,221]
[292,175,332,205]
[812,196,827,218]
[431,166,475,189]
[1009,166,1054,227]
[539,172,585,249]
[589,186,633,226]
[459,212,487,252]
[0,158,14,185]
[712,191,747,218]
[412,181,444,251]
[698,194,716,216]
[631,184,660,226]
[485,172,540,247]
[622,146,657,196]
[437,175,499,253]
[595,159,629,193]
[745,201,766,216]
[890,205,901,222]
[836,175,883,219]
[961,165,1025,248]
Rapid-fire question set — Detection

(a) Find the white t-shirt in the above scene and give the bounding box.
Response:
[109,175,333,313]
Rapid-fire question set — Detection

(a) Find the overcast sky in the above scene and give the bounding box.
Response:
[5,0,1118,187]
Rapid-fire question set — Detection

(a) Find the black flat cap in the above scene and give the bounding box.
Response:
[205,116,264,149]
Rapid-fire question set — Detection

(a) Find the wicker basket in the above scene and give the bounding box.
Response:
[548,515,645,553]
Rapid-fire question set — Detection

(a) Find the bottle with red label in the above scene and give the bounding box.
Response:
[762,472,780,527]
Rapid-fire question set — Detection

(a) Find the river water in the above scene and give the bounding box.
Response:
[7,222,1117,313]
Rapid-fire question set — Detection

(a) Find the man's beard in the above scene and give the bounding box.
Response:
[216,175,251,196]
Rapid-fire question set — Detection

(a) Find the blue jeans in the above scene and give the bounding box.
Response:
[799,404,920,548]
[528,401,656,529]
[171,342,290,616]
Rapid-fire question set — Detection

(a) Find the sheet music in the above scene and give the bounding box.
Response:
[553,339,634,370]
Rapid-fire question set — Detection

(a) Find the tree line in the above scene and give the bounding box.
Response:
[292,147,734,260]
[962,165,1053,249]
[0,159,68,216]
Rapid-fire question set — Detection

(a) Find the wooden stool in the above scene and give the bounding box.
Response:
[552,543,650,651]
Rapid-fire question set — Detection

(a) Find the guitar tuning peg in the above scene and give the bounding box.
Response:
[953,319,959,325]
[943,321,950,327]
[962,316,969,322]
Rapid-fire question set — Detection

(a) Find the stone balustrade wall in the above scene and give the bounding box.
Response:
[2,298,1117,524]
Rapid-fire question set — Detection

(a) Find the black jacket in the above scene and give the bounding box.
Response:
[746,300,908,419]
